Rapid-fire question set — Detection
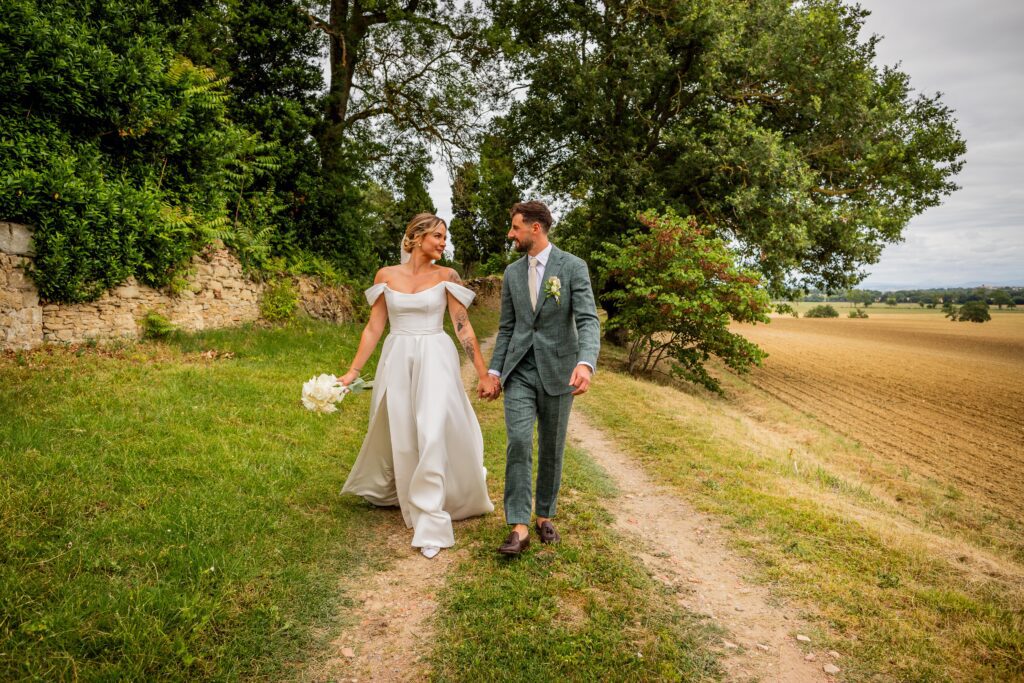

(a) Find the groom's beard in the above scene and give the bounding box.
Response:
[512,237,532,253]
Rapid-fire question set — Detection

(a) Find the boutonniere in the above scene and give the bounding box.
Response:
[544,276,561,304]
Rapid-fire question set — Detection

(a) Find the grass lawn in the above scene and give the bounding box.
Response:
[1,318,396,680]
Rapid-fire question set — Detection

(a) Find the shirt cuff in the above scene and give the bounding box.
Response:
[488,369,501,377]
[576,361,595,373]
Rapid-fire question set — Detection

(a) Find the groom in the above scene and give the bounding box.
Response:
[482,201,601,555]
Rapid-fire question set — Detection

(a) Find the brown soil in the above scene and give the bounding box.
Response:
[735,314,1024,518]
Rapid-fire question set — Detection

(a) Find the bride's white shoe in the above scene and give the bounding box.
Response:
[420,546,440,559]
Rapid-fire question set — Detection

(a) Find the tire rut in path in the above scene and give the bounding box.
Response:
[569,410,835,682]
[313,525,460,683]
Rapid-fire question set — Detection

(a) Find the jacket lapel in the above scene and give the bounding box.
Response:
[511,255,532,318]
[532,246,563,323]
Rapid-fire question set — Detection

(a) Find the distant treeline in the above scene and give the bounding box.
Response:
[802,287,1023,308]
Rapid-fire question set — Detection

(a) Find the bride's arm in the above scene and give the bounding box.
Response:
[339,271,389,385]
[445,274,491,385]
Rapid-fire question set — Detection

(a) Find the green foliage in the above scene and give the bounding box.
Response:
[304,0,502,270]
[141,310,177,340]
[595,210,771,393]
[0,1,264,302]
[478,249,519,276]
[946,300,991,323]
[259,278,298,322]
[846,288,876,307]
[490,0,966,296]
[848,308,869,319]
[990,289,1013,309]
[805,304,840,318]
[313,0,497,178]
[775,303,799,317]
[359,158,437,268]
[449,131,521,275]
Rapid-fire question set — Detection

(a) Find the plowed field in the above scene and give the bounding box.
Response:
[734,313,1024,517]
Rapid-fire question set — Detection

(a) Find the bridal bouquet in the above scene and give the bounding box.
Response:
[301,374,372,414]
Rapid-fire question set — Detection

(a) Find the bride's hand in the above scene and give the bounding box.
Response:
[339,369,359,386]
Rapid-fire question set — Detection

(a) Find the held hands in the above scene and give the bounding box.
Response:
[478,374,501,401]
[569,364,593,396]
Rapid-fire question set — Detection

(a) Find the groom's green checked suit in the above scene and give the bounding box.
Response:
[489,245,601,525]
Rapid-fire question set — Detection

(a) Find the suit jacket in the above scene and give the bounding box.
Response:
[489,245,601,395]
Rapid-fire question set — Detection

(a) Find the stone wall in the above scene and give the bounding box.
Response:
[1,222,356,350]
[39,244,264,345]
[0,223,42,350]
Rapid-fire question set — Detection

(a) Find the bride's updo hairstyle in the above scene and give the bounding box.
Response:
[402,213,446,255]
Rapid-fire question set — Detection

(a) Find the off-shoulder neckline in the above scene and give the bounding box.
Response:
[378,281,463,296]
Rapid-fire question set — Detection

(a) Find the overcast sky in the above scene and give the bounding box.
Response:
[426,0,1024,288]
[853,0,1024,288]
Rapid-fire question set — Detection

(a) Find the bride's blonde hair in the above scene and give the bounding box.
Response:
[402,213,446,254]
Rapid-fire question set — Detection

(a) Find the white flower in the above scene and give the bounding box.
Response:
[544,276,561,304]
[301,373,347,413]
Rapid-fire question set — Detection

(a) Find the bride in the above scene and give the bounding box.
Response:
[338,213,497,558]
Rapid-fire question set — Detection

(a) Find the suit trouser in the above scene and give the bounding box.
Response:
[503,347,574,525]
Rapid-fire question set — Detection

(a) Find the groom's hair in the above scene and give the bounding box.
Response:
[510,201,552,233]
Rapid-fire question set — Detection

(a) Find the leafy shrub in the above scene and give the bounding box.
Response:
[260,278,298,323]
[805,304,839,318]
[595,210,771,393]
[946,300,990,323]
[142,310,176,340]
[848,309,868,318]
[478,250,519,277]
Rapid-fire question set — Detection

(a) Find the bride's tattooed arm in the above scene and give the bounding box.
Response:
[446,269,497,396]
[455,311,475,362]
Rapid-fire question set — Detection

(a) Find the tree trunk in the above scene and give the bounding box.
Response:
[320,1,365,175]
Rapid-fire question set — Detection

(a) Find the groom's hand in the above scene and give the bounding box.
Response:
[478,374,500,400]
[569,364,592,396]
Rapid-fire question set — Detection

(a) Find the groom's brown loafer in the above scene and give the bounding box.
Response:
[535,520,561,544]
[498,530,530,555]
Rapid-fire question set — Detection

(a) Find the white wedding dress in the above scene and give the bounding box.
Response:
[341,281,494,549]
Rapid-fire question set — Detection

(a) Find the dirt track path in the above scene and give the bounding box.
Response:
[569,411,833,683]
[312,521,457,682]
